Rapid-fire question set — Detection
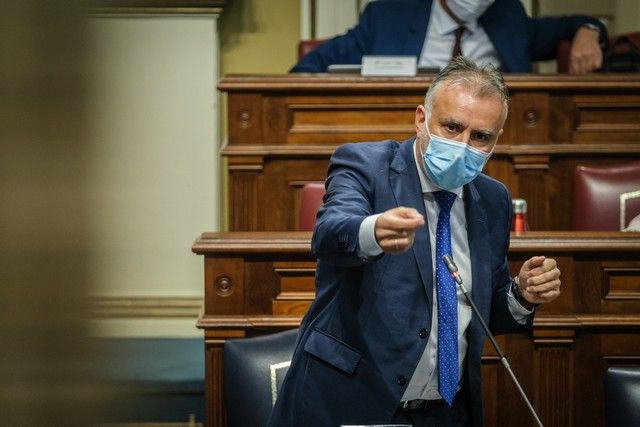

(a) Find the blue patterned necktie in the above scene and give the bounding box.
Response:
[434,190,458,406]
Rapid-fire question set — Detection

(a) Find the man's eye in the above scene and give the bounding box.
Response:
[472,132,490,142]
[445,123,458,132]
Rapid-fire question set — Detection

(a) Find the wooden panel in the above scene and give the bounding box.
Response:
[506,91,550,144]
[603,265,640,299]
[271,264,316,315]
[228,93,264,145]
[288,103,415,143]
[228,168,261,231]
[534,333,574,427]
[263,95,423,146]
[220,75,640,232]
[261,159,330,230]
[572,96,640,142]
[601,332,640,355]
[480,355,501,426]
[273,266,316,292]
[205,338,225,427]
[204,256,244,316]
[511,162,550,231]
[576,103,640,131]
[194,232,640,427]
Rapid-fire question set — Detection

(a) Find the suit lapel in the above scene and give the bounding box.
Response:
[390,138,433,307]
[464,182,492,320]
[403,0,432,56]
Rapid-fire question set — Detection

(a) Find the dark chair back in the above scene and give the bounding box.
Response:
[223,329,298,427]
[571,160,640,230]
[298,182,326,231]
[604,367,640,427]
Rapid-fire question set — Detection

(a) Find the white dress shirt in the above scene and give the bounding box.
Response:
[358,139,532,401]
[418,0,502,70]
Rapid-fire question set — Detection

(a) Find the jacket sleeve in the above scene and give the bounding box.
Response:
[311,143,383,267]
[290,3,375,72]
[528,15,608,61]
[482,0,608,72]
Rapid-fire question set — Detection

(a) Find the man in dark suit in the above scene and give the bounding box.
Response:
[269,57,562,426]
[291,0,607,74]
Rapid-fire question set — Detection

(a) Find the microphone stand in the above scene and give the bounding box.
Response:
[442,254,544,427]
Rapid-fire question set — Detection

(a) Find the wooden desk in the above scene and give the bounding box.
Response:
[193,231,640,427]
[220,74,640,231]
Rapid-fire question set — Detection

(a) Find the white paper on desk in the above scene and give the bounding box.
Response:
[361,56,417,76]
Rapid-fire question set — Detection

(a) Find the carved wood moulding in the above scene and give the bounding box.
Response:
[221,143,640,158]
[193,231,640,254]
[192,231,313,254]
[218,74,640,92]
[89,0,227,14]
[89,296,202,318]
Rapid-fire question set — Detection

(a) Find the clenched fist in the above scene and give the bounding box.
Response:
[375,207,425,254]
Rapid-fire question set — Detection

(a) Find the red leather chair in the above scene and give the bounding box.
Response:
[571,160,640,230]
[298,183,326,231]
[556,39,572,73]
[297,38,327,59]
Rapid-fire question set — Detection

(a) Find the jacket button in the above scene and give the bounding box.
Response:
[396,375,406,386]
[418,328,428,339]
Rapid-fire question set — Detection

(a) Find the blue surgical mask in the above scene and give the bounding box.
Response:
[421,126,492,190]
[447,0,494,23]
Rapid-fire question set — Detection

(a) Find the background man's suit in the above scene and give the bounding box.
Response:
[268,138,531,426]
[291,0,607,73]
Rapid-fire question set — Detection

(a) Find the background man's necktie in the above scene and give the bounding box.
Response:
[434,190,458,406]
[451,26,466,59]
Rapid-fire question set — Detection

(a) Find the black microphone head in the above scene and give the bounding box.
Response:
[442,254,458,274]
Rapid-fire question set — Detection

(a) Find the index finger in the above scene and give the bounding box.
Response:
[386,207,424,231]
[524,255,546,271]
[395,206,423,219]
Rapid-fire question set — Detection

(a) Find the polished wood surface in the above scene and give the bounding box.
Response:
[89,0,228,14]
[220,74,640,231]
[194,231,640,427]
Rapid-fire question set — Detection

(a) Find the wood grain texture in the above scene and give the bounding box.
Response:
[194,232,640,427]
[221,75,640,232]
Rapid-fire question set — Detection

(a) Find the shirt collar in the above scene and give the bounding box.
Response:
[413,139,464,198]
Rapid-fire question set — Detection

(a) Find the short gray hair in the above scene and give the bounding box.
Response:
[424,56,509,124]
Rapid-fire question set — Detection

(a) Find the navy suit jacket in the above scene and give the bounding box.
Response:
[268,138,532,427]
[291,0,606,73]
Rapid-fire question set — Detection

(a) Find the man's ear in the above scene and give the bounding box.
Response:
[415,105,426,135]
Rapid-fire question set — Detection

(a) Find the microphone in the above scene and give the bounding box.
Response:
[442,255,462,285]
[442,254,544,427]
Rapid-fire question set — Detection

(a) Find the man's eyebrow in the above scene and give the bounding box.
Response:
[438,119,497,138]
[439,117,463,126]
[472,128,496,138]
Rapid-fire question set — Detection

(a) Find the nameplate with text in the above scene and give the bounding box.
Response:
[361,55,417,76]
